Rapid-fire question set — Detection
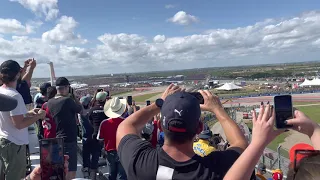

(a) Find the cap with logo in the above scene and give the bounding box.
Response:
[161,92,201,133]
[55,77,70,86]
[96,92,107,102]
[0,60,21,77]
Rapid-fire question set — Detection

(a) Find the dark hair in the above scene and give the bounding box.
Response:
[287,154,320,180]
[0,72,18,84]
[141,133,152,141]
[47,86,57,99]
[161,123,197,144]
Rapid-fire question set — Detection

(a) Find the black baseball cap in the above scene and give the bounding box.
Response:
[40,82,51,92]
[0,60,21,76]
[199,129,213,139]
[161,92,201,133]
[0,93,18,111]
[55,77,70,86]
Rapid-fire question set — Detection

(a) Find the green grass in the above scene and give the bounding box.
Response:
[133,92,162,102]
[296,105,320,124]
[267,132,290,158]
[293,102,320,105]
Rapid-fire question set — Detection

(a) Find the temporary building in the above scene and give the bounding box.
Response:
[299,78,320,87]
[216,82,242,91]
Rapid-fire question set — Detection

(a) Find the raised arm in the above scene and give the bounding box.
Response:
[224,104,283,180]
[116,84,181,149]
[199,90,248,151]
[22,59,36,87]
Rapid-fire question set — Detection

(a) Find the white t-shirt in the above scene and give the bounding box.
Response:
[0,87,28,145]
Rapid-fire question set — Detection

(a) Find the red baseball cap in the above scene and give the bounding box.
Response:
[289,143,314,163]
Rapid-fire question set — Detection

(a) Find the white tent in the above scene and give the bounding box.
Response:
[216,82,242,91]
[300,78,320,87]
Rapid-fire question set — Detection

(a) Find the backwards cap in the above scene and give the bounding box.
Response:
[289,143,314,163]
[161,92,201,133]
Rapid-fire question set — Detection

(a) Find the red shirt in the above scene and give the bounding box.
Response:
[97,117,124,151]
[151,120,158,148]
[42,102,57,139]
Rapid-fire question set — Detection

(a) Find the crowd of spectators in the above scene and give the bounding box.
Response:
[1,59,320,180]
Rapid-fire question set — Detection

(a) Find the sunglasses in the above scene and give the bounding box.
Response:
[293,149,320,178]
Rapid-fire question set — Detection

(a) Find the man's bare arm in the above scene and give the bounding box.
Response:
[11,111,45,130]
[199,90,248,151]
[116,84,181,149]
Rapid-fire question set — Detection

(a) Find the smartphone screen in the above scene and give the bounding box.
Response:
[146,100,151,106]
[274,95,293,129]
[127,96,133,105]
[188,92,204,104]
[40,138,65,180]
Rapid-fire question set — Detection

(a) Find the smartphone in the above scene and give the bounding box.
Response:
[188,92,204,104]
[146,100,151,106]
[97,88,103,92]
[127,96,133,106]
[274,95,294,129]
[40,138,65,180]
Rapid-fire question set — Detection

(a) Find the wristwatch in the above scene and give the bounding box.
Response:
[155,98,164,108]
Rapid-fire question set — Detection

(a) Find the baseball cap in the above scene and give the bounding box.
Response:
[40,82,51,93]
[96,92,107,101]
[80,96,92,106]
[289,143,314,163]
[0,60,21,76]
[199,129,213,139]
[142,122,154,135]
[0,93,18,111]
[55,77,70,86]
[161,92,201,133]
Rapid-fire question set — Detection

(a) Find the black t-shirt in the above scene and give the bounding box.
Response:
[88,104,108,138]
[47,96,82,142]
[16,80,32,104]
[118,134,254,180]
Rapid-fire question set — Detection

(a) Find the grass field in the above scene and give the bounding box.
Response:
[296,105,320,124]
[133,92,162,102]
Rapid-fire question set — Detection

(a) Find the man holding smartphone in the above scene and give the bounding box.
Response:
[47,77,82,180]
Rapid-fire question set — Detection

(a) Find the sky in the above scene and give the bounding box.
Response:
[1,0,320,77]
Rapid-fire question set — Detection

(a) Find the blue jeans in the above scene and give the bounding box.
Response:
[82,138,101,169]
[106,150,127,180]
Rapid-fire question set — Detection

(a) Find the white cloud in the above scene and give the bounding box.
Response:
[42,16,87,44]
[153,35,166,43]
[10,0,59,21]
[165,4,175,9]
[2,11,320,76]
[168,11,198,25]
[0,18,41,35]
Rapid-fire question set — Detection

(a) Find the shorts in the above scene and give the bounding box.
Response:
[0,138,26,180]
[64,141,78,171]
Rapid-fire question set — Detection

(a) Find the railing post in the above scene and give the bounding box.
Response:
[277,145,282,169]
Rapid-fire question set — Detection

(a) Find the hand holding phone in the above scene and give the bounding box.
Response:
[274,95,293,129]
[40,138,65,180]
[188,92,204,104]
[127,96,133,106]
[146,100,151,106]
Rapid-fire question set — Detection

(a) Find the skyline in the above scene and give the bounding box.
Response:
[0,0,320,77]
